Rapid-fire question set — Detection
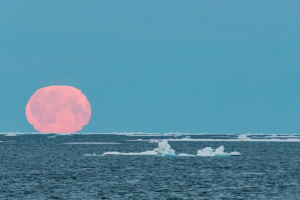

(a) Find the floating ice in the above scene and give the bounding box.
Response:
[101,141,240,157]
[238,134,251,141]
[102,140,177,156]
[178,153,195,156]
[197,147,215,156]
[5,132,17,137]
[153,140,177,156]
[197,145,240,157]
[229,151,241,156]
[102,151,157,156]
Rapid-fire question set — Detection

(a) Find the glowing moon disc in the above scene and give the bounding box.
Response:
[26,86,91,133]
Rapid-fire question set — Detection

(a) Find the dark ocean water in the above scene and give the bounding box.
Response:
[0,134,299,199]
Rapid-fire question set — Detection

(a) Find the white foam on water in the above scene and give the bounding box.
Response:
[84,153,98,156]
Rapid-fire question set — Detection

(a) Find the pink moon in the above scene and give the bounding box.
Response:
[26,86,91,133]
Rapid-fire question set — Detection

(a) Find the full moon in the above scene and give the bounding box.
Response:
[26,86,91,133]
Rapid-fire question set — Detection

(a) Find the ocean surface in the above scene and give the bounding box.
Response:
[0,134,299,199]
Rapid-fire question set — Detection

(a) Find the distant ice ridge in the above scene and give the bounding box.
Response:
[197,146,240,156]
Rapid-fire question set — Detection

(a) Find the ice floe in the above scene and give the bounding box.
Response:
[102,140,176,156]
[5,132,18,136]
[102,151,157,156]
[178,153,195,157]
[153,140,177,156]
[238,134,251,141]
[197,145,240,157]
[101,140,240,157]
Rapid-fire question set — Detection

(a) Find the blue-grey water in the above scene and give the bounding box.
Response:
[0,134,299,199]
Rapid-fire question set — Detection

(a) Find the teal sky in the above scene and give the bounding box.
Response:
[1,1,300,133]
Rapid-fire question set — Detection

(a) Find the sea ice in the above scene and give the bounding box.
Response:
[101,141,240,157]
[102,140,177,156]
[197,145,240,157]
[238,134,251,141]
[178,153,195,156]
[5,132,17,136]
[197,147,215,156]
[153,140,177,156]
[229,151,241,156]
[102,151,157,155]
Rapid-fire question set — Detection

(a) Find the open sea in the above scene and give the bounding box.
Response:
[0,134,299,199]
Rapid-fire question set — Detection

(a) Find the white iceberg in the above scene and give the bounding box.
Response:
[153,140,177,156]
[197,145,240,157]
[238,134,251,141]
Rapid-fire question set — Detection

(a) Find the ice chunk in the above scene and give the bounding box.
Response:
[197,146,240,157]
[229,151,241,156]
[153,140,177,156]
[214,145,230,156]
[238,134,251,141]
[5,132,17,136]
[197,147,215,156]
